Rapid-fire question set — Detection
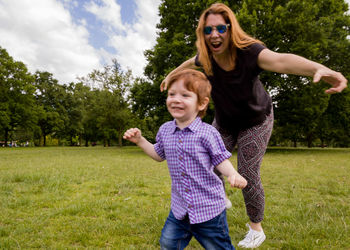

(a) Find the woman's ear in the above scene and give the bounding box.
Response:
[198,97,209,111]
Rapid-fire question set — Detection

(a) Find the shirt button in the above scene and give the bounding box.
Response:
[188,205,192,208]
[179,139,182,143]
[185,188,189,193]
[181,172,186,177]
[179,156,182,160]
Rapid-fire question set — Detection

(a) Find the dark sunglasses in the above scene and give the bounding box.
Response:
[203,24,230,35]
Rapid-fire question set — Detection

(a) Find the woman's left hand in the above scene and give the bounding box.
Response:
[313,68,347,94]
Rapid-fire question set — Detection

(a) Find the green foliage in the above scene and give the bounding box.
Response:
[0,45,137,147]
[79,60,134,146]
[34,71,66,146]
[0,46,37,145]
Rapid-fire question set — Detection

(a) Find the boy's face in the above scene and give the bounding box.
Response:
[166,79,206,126]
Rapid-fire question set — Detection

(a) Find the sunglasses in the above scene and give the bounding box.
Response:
[203,24,230,35]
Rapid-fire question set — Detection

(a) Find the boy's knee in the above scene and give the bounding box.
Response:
[159,235,176,250]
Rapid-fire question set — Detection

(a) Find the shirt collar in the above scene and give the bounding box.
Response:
[171,117,202,134]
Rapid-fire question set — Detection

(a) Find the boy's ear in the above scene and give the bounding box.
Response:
[199,97,210,111]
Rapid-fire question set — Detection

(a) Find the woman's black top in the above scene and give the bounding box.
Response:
[196,43,272,133]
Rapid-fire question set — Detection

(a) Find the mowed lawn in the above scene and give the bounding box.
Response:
[1,146,349,249]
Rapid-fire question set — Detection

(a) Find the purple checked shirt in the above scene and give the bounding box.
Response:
[154,117,232,224]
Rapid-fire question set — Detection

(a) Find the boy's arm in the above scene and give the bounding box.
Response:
[123,128,164,162]
[216,159,247,189]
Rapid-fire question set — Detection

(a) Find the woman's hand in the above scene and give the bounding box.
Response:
[160,76,169,92]
[160,56,198,92]
[313,68,348,94]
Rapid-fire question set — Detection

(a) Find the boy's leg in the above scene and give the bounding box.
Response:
[159,211,192,250]
[191,210,235,250]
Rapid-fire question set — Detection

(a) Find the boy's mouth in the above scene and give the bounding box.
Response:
[171,106,184,111]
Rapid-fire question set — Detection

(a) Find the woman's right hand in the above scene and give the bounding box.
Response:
[160,56,198,92]
[160,76,169,92]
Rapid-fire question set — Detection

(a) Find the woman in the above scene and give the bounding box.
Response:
[161,3,347,248]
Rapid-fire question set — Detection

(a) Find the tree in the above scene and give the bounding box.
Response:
[60,83,84,146]
[275,77,330,147]
[79,60,133,146]
[33,71,65,146]
[72,83,99,147]
[240,0,350,147]
[141,0,216,127]
[0,46,37,146]
[322,89,350,147]
[141,0,350,146]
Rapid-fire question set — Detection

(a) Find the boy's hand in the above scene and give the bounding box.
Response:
[228,173,247,189]
[123,128,142,144]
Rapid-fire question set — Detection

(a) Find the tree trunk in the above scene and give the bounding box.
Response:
[43,133,46,146]
[118,131,122,147]
[307,134,313,148]
[4,130,8,147]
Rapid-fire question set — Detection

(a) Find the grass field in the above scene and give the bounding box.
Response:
[1,146,349,249]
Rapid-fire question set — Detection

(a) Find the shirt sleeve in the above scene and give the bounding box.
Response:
[249,43,266,57]
[248,43,266,74]
[202,125,232,167]
[154,125,166,160]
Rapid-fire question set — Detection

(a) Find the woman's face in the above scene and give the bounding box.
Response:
[204,14,230,56]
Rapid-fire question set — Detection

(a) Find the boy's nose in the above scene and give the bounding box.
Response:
[173,96,181,102]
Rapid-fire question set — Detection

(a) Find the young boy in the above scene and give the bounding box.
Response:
[123,69,247,249]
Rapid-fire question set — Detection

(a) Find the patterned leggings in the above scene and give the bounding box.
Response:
[213,108,274,223]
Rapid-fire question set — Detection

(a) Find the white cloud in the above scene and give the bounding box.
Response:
[0,0,102,84]
[86,0,161,77]
[0,0,161,83]
[84,0,125,33]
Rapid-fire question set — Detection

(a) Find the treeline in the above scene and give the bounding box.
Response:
[1,0,350,147]
[0,47,137,147]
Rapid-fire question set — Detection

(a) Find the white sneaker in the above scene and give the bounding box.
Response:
[225,197,232,209]
[237,223,266,248]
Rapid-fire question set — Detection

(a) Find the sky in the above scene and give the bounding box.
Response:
[0,0,349,85]
[0,0,161,84]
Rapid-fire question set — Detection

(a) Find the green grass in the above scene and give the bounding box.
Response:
[0,146,349,249]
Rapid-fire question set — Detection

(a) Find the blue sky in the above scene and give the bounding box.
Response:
[0,0,161,84]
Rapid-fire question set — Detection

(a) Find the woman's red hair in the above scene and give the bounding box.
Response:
[196,3,263,75]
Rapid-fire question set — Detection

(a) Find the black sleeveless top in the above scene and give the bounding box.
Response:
[196,43,272,133]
